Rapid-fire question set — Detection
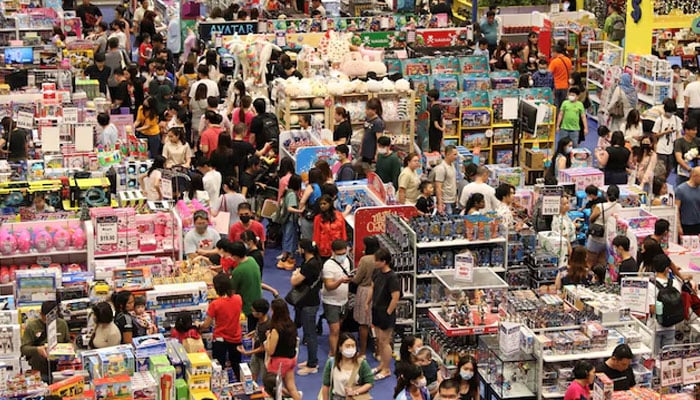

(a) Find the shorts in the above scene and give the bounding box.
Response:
[323,303,343,324]
[267,356,297,376]
[372,307,396,330]
[586,237,606,254]
[250,353,266,378]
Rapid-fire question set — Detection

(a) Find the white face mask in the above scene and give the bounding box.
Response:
[460,371,474,380]
[335,254,347,264]
[378,148,388,155]
[528,79,534,87]
[569,78,575,85]
[414,377,427,388]
[341,347,356,358]
[157,75,165,81]
[568,95,577,102]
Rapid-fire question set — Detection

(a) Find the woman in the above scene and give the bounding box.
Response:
[547,137,573,182]
[564,361,595,400]
[394,364,429,400]
[178,62,198,92]
[109,20,128,51]
[206,6,226,21]
[453,356,479,400]
[226,80,247,115]
[190,82,209,143]
[51,25,66,46]
[315,160,334,184]
[152,85,173,118]
[241,230,265,276]
[201,49,221,82]
[114,6,132,51]
[265,299,301,400]
[638,237,664,275]
[232,95,255,142]
[127,64,145,114]
[313,194,348,260]
[653,98,682,178]
[606,73,638,132]
[464,193,485,215]
[623,109,643,148]
[299,167,324,240]
[352,236,380,357]
[277,157,295,203]
[112,291,135,344]
[598,131,632,185]
[522,31,539,63]
[290,240,323,377]
[586,185,622,267]
[491,40,513,71]
[360,98,385,168]
[199,273,243,378]
[134,97,161,157]
[634,134,658,188]
[139,11,157,47]
[396,335,424,374]
[277,174,302,269]
[333,106,352,145]
[321,333,374,400]
[162,127,192,168]
[555,246,590,291]
[212,177,246,230]
[551,195,577,252]
[89,302,121,349]
[651,177,672,206]
[398,153,421,205]
[139,155,165,201]
[210,133,236,180]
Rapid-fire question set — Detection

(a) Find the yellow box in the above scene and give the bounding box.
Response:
[190,389,216,400]
[186,373,211,392]
[186,353,212,376]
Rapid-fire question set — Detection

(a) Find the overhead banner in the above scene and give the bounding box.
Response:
[199,22,258,42]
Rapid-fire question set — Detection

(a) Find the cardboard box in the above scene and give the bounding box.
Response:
[558,167,604,191]
[499,321,521,354]
[152,364,176,400]
[592,373,614,400]
[525,148,548,170]
[94,374,132,400]
[176,378,189,400]
[239,363,255,395]
[132,371,157,400]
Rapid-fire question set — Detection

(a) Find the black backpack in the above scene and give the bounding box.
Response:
[260,112,280,144]
[610,15,626,42]
[656,280,684,327]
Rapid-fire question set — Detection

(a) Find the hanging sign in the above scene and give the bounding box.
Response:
[46,305,58,352]
[95,215,118,245]
[17,111,34,130]
[198,22,258,42]
[620,278,649,315]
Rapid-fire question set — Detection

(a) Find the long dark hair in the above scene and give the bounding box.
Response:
[394,364,423,398]
[112,291,133,313]
[270,298,296,349]
[634,134,655,164]
[334,333,359,369]
[567,246,588,283]
[240,230,261,250]
[315,160,333,183]
[307,167,324,186]
[454,355,479,399]
[278,157,295,177]
[299,238,319,260]
[548,137,573,177]
[335,106,350,121]
[366,98,383,118]
[318,194,337,223]
[142,97,155,120]
[399,335,420,363]
[174,312,194,333]
[204,49,218,67]
[465,193,485,213]
[640,237,664,269]
[148,155,165,177]
[194,82,208,101]
[626,109,641,129]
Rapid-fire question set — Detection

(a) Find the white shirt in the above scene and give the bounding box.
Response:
[623,123,643,147]
[495,200,513,231]
[321,257,351,306]
[313,4,326,16]
[188,78,220,100]
[184,227,221,256]
[203,169,222,210]
[683,80,700,108]
[459,181,497,211]
[143,170,162,201]
[100,123,119,147]
[652,115,682,155]
[551,214,577,243]
[108,31,127,50]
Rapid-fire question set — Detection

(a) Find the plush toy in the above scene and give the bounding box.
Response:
[72,228,86,249]
[34,229,53,253]
[289,100,302,110]
[359,46,384,62]
[0,229,16,255]
[327,80,346,96]
[381,78,395,92]
[366,57,388,76]
[290,115,300,125]
[340,52,368,78]
[395,79,411,92]
[53,227,70,250]
[367,79,383,93]
[312,97,325,108]
[353,80,368,93]
[309,80,328,97]
[15,229,31,253]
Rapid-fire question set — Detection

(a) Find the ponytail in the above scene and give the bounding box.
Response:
[298,239,319,259]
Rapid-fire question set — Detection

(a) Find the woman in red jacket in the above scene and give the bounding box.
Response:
[313,194,347,260]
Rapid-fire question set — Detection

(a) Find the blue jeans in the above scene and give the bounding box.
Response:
[300,305,319,368]
[282,218,298,253]
[557,129,580,147]
[654,329,675,354]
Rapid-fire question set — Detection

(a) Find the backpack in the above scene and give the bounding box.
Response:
[610,15,625,41]
[260,112,280,144]
[270,190,292,224]
[656,280,685,327]
[336,162,358,182]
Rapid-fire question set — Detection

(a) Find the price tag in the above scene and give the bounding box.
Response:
[160,170,173,200]
[63,107,78,124]
[541,195,561,216]
[275,31,287,48]
[96,215,118,245]
[17,111,33,130]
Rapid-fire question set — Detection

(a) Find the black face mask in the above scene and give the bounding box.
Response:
[240,215,252,223]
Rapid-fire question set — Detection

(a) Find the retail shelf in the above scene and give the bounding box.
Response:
[501,382,536,399]
[493,123,513,128]
[541,344,651,363]
[396,318,414,325]
[637,93,657,105]
[416,237,506,249]
[417,302,454,308]
[94,248,177,259]
[1,248,86,258]
[432,268,508,291]
[542,391,564,398]
[416,273,434,279]
[634,75,669,86]
[589,93,600,104]
[588,62,604,70]
[428,307,500,336]
[279,108,325,115]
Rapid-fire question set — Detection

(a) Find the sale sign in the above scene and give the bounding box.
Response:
[353,205,419,262]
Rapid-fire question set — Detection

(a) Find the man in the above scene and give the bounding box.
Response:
[105,38,128,97]
[647,254,683,354]
[21,301,70,382]
[430,0,452,19]
[152,34,176,74]
[434,145,458,214]
[603,4,624,44]
[84,52,111,96]
[155,47,176,76]
[557,87,588,145]
[189,65,220,102]
[583,185,605,210]
[676,167,700,236]
[184,210,221,259]
[494,183,517,232]
[436,379,460,400]
[199,96,232,135]
[650,219,670,244]
[428,89,445,152]
[148,62,174,96]
[89,22,109,55]
[685,72,700,129]
[549,45,573,110]
[194,157,222,211]
[371,248,400,381]
[228,241,263,331]
[673,120,700,186]
[459,166,498,212]
[613,235,637,282]
[133,0,151,32]
[375,136,402,190]
[75,0,102,32]
[228,202,266,245]
[199,112,224,158]
[479,10,499,56]
[335,144,356,182]
[310,0,326,17]
[597,344,636,391]
[321,240,352,357]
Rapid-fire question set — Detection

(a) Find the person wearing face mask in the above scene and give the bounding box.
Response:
[531,58,554,89]
[240,230,264,277]
[184,210,222,259]
[547,137,573,182]
[148,63,174,96]
[313,195,348,260]
[549,45,573,109]
[557,87,588,146]
[653,98,683,178]
[321,333,374,400]
[320,240,352,358]
[228,202,266,245]
[598,131,632,185]
[395,364,429,400]
[452,356,479,400]
[375,136,402,190]
[396,335,424,376]
[633,134,658,189]
[522,31,540,62]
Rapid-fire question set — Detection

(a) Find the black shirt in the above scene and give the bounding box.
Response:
[84,64,111,95]
[254,319,270,354]
[131,77,145,113]
[248,248,264,277]
[673,136,700,172]
[76,3,102,29]
[333,120,352,144]
[112,81,132,110]
[605,146,631,172]
[597,361,636,391]
[250,116,264,149]
[431,2,452,17]
[617,257,638,283]
[5,129,27,162]
[240,171,256,198]
[584,197,605,209]
[210,148,236,180]
[416,195,434,215]
[284,70,303,79]
[114,311,133,344]
[231,140,256,179]
[297,257,322,307]
[371,269,400,312]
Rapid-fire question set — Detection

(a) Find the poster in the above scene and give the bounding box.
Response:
[620,278,650,314]
[660,351,683,387]
[415,29,468,47]
[110,114,134,144]
[198,22,258,41]
[353,205,419,262]
[295,146,339,176]
[682,352,700,385]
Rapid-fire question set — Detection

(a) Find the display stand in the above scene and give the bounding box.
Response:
[279,129,341,177]
[276,95,327,131]
[585,41,624,122]
[478,335,537,400]
[626,54,673,109]
[550,13,599,73]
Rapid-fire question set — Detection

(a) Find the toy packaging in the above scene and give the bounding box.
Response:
[430,56,460,74]
[132,371,158,399]
[570,148,592,168]
[460,55,489,73]
[94,374,132,400]
[459,90,490,108]
[558,167,604,191]
[461,73,491,91]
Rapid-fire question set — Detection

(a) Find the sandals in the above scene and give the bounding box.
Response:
[374,370,391,381]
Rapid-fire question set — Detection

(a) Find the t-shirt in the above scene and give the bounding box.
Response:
[254,319,271,351]
[361,117,385,161]
[560,100,585,130]
[416,195,435,215]
[549,56,573,90]
[322,258,351,306]
[398,168,421,205]
[459,181,498,211]
[240,171,256,197]
[209,149,236,180]
[617,257,638,283]
[217,193,246,227]
[230,257,262,315]
[5,129,27,162]
[202,170,222,210]
[429,103,443,139]
[297,257,323,307]
[652,115,682,155]
[371,269,400,313]
[143,170,162,201]
[248,249,264,275]
[184,227,221,256]
[162,141,192,168]
[676,183,700,225]
[564,380,590,400]
[114,312,133,344]
[434,161,457,203]
[76,3,101,29]
[479,18,498,45]
[113,81,132,109]
[336,162,356,182]
[376,152,402,189]
[673,136,700,177]
[200,126,223,158]
[231,140,256,178]
[229,220,266,243]
[207,295,243,343]
[188,79,219,100]
[596,361,636,391]
[605,146,631,172]
[84,64,111,95]
[231,109,255,139]
[99,123,119,147]
[333,120,352,143]
[683,80,700,108]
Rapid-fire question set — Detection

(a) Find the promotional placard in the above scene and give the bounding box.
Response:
[198,22,258,42]
[620,278,650,315]
[95,215,118,245]
[353,205,418,262]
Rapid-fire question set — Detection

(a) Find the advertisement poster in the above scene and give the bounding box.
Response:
[620,278,650,314]
[682,352,700,385]
[660,351,683,387]
[415,29,468,47]
[295,146,339,177]
[198,22,258,41]
[353,205,418,262]
[110,114,134,144]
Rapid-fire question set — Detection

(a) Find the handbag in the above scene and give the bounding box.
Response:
[285,268,322,306]
[347,363,372,400]
[609,92,625,118]
[589,203,606,238]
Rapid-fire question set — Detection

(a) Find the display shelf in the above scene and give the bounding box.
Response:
[276,94,327,131]
[541,344,651,363]
[93,248,178,259]
[586,41,624,120]
[480,335,537,399]
[428,307,500,336]
[1,249,86,258]
[416,237,507,249]
[431,268,509,291]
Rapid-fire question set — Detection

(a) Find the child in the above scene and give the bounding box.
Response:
[473,38,490,59]
[415,181,435,216]
[557,87,588,146]
[595,126,611,167]
[531,58,554,89]
[237,298,270,382]
[97,112,119,147]
[171,312,205,352]
[138,33,153,67]
[132,296,157,336]
[415,347,442,397]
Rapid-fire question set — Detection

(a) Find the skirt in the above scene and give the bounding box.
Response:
[353,285,372,326]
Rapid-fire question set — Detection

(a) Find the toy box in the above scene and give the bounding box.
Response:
[519,87,554,104]
[570,148,592,168]
[558,167,604,191]
[132,371,157,400]
[15,268,60,305]
[459,90,490,108]
[0,325,20,356]
[499,321,521,354]
[239,363,255,395]
[99,350,135,377]
[187,372,211,392]
[146,282,208,310]
[187,352,212,376]
[461,73,491,91]
[49,342,76,361]
[592,373,614,400]
[492,128,513,145]
[430,56,460,73]
[94,374,132,400]
[152,364,176,400]
[402,59,430,76]
[461,108,491,128]
[190,390,217,400]
[134,334,167,354]
[49,375,84,397]
[176,378,188,400]
[490,71,519,89]
[460,55,489,73]
[524,148,549,169]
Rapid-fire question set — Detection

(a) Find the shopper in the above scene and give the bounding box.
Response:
[232,95,255,140]
[613,235,637,282]
[265,298,301,400]
[352,236,379,358]
[184,210,221,259]
[491,40,513,71]
[450,355,479,400]
[227,241,262,325]
[20,301,70,382]
[170,312,202,345]
[653,98,682,178]
[564,361,595,400]
[606,74,638,132]
[313,195,348,260]
[31,193,55,213]
[277,175,302,270]
[195,157,222,210]
[96,112,118,147]
[198,96,231,136]
[673,120,700,186]
[212,177,246,230]
[240,155,262,199]
[110,68,132,112]
[237,298,270,382]
[556,87,588,146]
[375,136,402,189]
[112,291,135,344]
[131,295,156,337]
[108,20,128,51]
[76,0,102,32]
[139,155,165,201]
[551,195,577,252]
[321,240,352,357]
[437,379,461,400]
[416,181,435,216]
[88,302,121,349]
[315,159,335,184]
[633,134,658,189]
[598,131,631,185]
[531,59,554,89]
[209,133,235,180]
[547,137,573,182]
[684,70,700,128]
[249,98,274,150]
[333,107,352,145]
[85,53,111,96]
[586,185,621,267]
[360,98,385,170]
[394,364,429,400]
[162,127,192,168]
[549,45,573,109]
[335,145,356,182]
[89,22,109,55]
[428,89,445,152]
[493,183,516,231]
[291,239,323,376]
[648,254,683,354]
[320,332,374,400]
[623,109,643,148]
[199,111,224,158]
[228,202,265,243]
[189,64,219,102]
[597,344,636,391]
[134,97,161,157]
[651,177,672,206]
[459,166,497,212]
[676,167,700,237]
[434,145,459,214]
[398,153,421,205]
[396,335,424,375]
[372,248,400,381]
[479,10,499,55]
[555,246,590,291]
[299,167,323,240]
[240,230,264,277]
[190,82,209,142]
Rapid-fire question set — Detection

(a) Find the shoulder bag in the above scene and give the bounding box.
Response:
[588,202,606,238]
[331,257,357,294]
[346,362,372,400]
[284,265,322,306]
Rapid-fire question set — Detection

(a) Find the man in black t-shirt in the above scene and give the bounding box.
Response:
[583,184,605,210]
[231,123,256,181]
[371,248,401,380]
[613,235,637,283]
[597,344,636,391]
[430,0,453,18]
[75,0,102,32]
[428,89,445,152]
[84,52,111,96]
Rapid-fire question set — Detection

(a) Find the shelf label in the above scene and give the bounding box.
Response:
[95,215,118,245]
[540,186,563,216]
[17,111,33,130]
[62,107,78,124]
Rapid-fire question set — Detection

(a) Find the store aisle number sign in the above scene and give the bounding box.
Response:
[96,215,118,245]
[17,111,33,130]
[540,187,563,216]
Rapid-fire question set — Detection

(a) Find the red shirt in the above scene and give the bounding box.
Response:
[313,211,348,257]
[232,109,255,142]
[221,256,237,273]
[564,380,590,400]
[228,220,266,243]
[170,328,201,343]
[200,126,223,158]
[207,294,243,343]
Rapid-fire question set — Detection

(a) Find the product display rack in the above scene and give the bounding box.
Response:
[626,54,673,109]
[383,214,418,333]
[276,94,327,131]
[372,90,416,154]
[518,103,556,185]
[459,107,493,162]
[478,335,537,400]
[550,16,599,73]
[585,40,624,121]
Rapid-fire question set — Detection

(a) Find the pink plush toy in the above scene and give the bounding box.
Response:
[71,228,86,249]
[15,229,31,253]
[34,229,53,253]
[0,229,16,255]
[53,227,70,250]
[0,267,8,284]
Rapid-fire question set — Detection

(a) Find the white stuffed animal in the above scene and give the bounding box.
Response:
[381,78,395,92]
[395,79,411,92]
[327,80,346,96]
[340,52,367,78]
[367,79,382,93]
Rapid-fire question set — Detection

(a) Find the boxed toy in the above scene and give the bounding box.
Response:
[134,334,167,354]
[94,374,132,400]
[570,148,592,168]
[152,364,176,400]
[176,378,188,400]
[49,342,76,361]
[592,373,614,400]
[187,352,212,376]
[146,282,208,310]
[459,90,490,108]
[49,375,85,397]
[239,363,255,395]
[461,73,491,91]
[187,372,211,392]
[0,325,20,356]
[499,321,521,354]
[558,167,604,191]
[132,371,157,400]
[459,55,489,73]
[190,390,217,400]
[430,56,460,73]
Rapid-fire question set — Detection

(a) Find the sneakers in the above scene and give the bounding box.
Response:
[297,365,318,376]
[276,258,295,270]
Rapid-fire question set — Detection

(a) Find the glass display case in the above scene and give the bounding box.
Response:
[478,335,536,400]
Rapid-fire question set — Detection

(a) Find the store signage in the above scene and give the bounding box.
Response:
[415,29,465,47]
[540,186,563,216]
[46,305,58,352]
[95,215,118,245]
[692,16,700,34]
[366,172,387,204]
[353,205,419,262]
[359,32,397,48]
[17,111,33,130]
[198,22,258,42]
[160,170,173,200]
[62,107,78,124]
[620,278,649,314]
